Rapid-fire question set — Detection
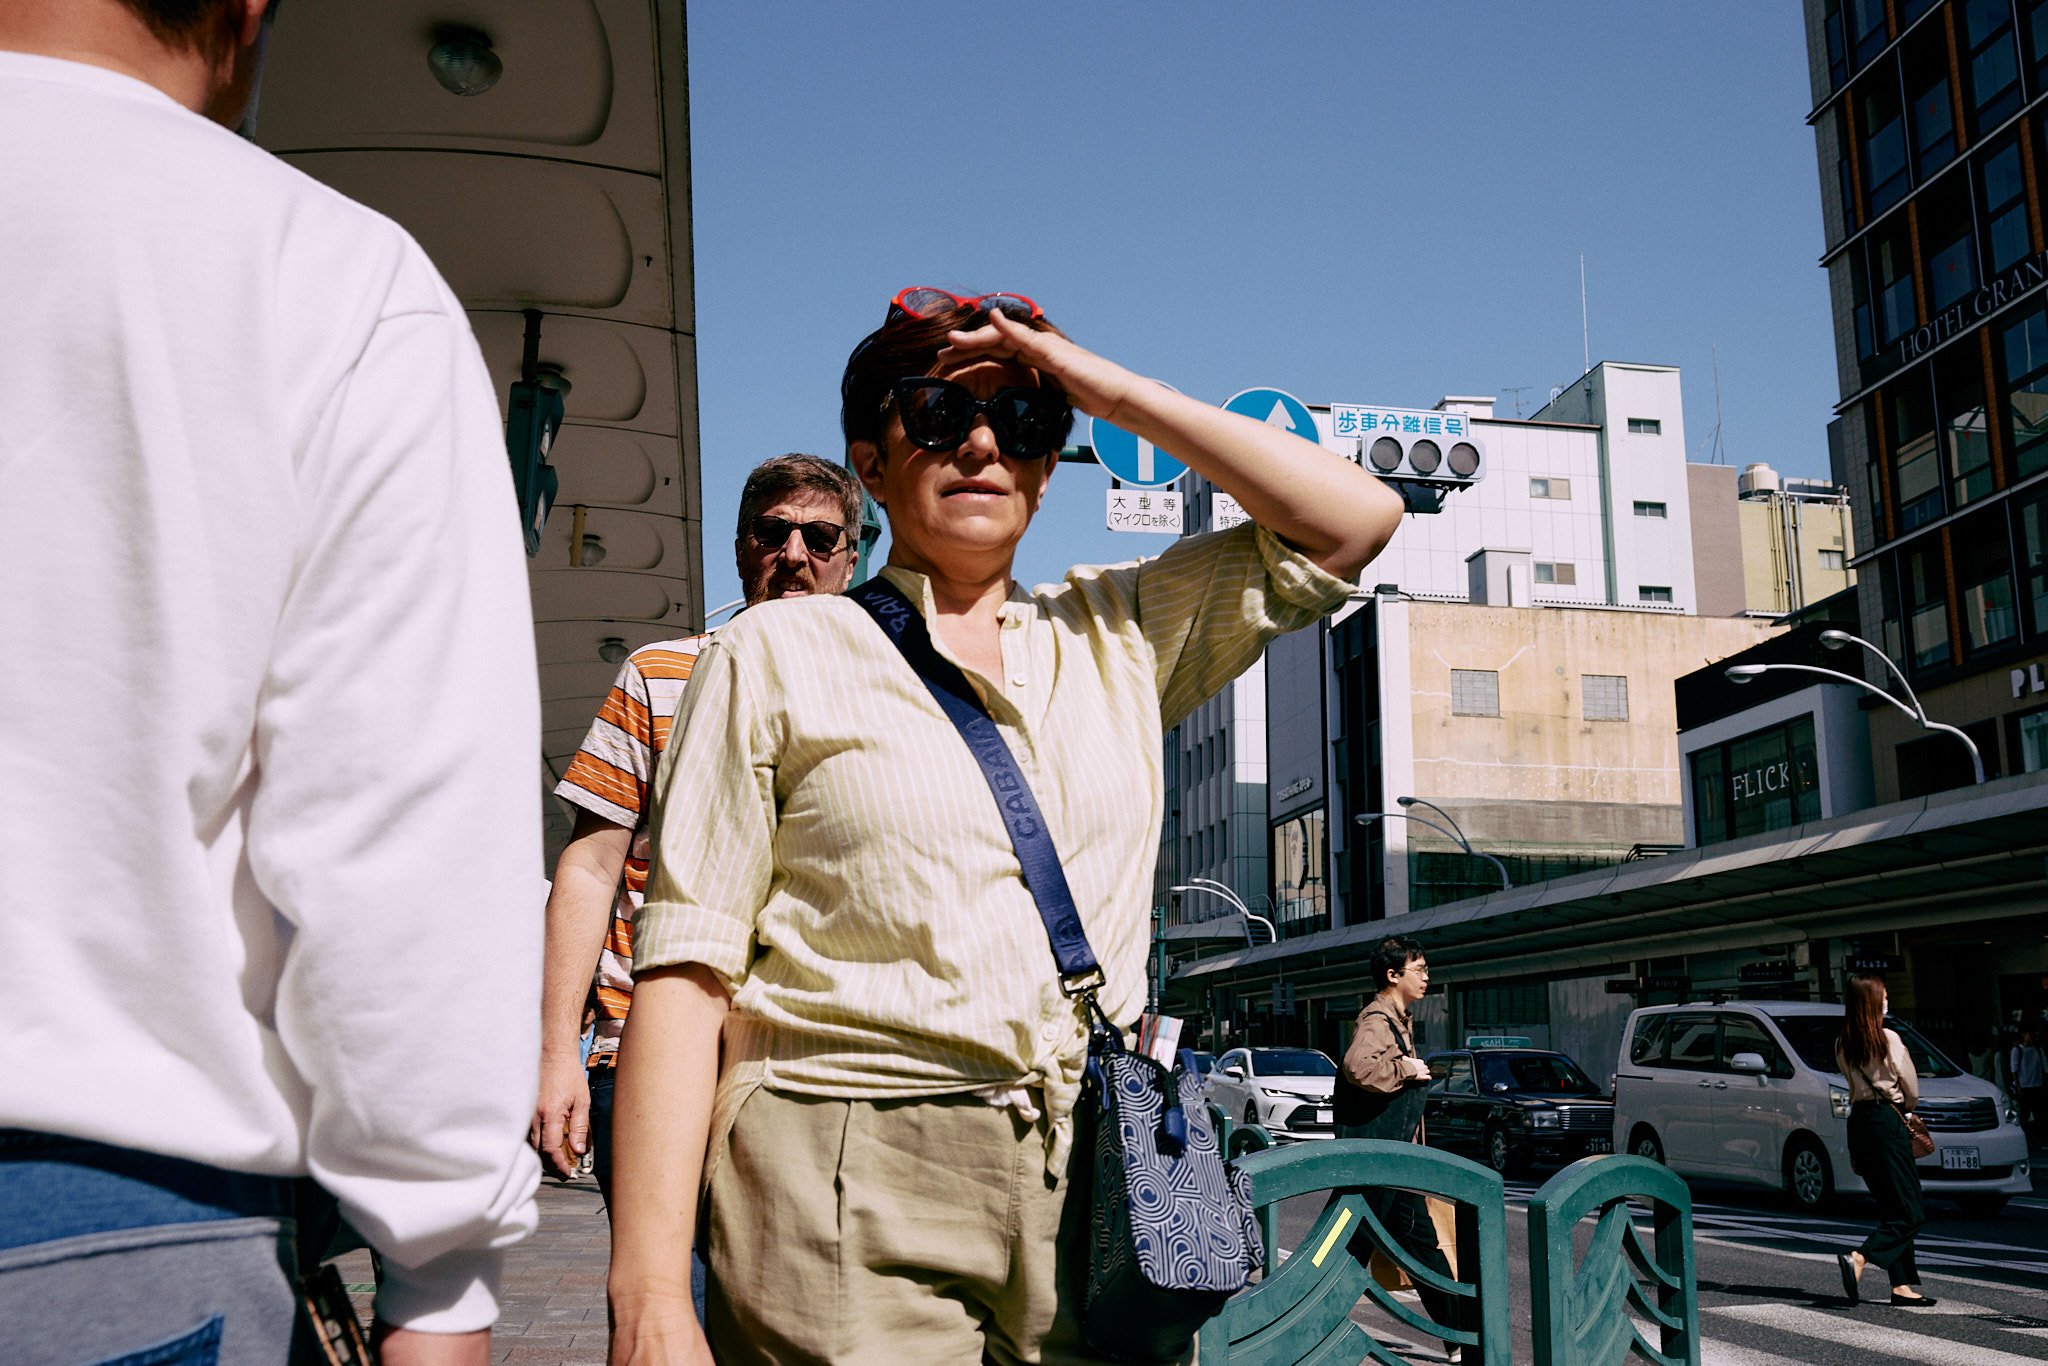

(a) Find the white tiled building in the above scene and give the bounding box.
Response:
[1160,362,1703,938]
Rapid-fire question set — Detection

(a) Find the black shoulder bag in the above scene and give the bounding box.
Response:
[850,577,1262,1361]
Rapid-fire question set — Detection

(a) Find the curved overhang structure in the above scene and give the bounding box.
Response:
[257,2,703,855]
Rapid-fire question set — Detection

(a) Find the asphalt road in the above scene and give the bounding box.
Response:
[1264,1164,2048,1364]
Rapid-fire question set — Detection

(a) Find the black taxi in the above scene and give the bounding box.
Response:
[1422,1046,1614,1176]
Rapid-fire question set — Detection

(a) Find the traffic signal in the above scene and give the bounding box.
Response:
[1361,428,1485,483]
[506,377,563,557]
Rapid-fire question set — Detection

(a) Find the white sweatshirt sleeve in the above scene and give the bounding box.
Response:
[245,300,544,1331]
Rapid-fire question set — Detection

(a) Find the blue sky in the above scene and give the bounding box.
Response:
[686,3,1834,607]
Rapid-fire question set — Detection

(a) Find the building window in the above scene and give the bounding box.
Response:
[1271,808,1327,931]
[1902,542,1952,669]
[1633,500,1667,518]
[1529,477,1571,499]
[2016,708,2048,774]
[1450,669,1500,717]
[1819,549,1847,571]
[1627,418,1661,435]
[1862,78,1911,214]
[1639,586,1674,604]
[1963,0,2023,134]
[2017,485,2048,638]
[1956,510,2020,653]
[1936,344,1993,509]
[1458,982,1551,1031]
[1582,674,1629,722]
[1890,369,1943,531]
[2024,0,2048,89]
[1920,177,1978,314]
[1905,32,1957,178]
[1533,561,1577,585]
[1690,715,1821,847]
[1873,224,1918,348]
[1850,0,1887,68]
[2000,306,2048,480]
[1978,138,2031,278]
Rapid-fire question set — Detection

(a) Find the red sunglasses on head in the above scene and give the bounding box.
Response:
[887,287,1043,324]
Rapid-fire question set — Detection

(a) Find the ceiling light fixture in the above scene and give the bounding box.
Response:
[598,637,629,665]
[428,28,502,96]
[578,534,606,567]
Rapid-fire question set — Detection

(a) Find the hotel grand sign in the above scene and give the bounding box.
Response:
[1900,249,2048,363]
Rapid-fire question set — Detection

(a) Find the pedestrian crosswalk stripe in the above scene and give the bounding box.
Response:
[1711,1302,2048,1365]
[1696,1342,1812,1366]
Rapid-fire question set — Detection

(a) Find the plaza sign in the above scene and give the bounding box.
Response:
[1900,248,2048,363]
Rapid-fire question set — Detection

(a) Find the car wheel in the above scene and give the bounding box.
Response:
[1630,1126,1664,1165]
[1783,1135,1833,1212]
[1244,1101,1260,1129]
[1484,1126,1527,1176]
[1954,1194,2009,1218]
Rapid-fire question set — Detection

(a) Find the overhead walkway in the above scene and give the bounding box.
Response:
[1178,771,2048,1000]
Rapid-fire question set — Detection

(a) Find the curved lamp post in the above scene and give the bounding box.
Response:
[1355,796,1511,891]
[1724,628,1983,784]
[1169,878,1278,948]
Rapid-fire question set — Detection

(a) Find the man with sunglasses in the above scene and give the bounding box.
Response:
[2,3,543,1364]
[534,456,862,1226]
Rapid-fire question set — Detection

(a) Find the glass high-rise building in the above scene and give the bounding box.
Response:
[1805,0,2048,796]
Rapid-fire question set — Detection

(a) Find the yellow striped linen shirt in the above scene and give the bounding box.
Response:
[637,524,1353,1176]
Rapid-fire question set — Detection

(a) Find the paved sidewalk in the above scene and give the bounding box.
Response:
[335,1175,612,1365]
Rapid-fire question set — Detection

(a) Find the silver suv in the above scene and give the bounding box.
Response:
[1611,1002,2029,1215]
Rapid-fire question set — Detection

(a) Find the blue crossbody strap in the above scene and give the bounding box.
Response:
[849,577,1106,1000]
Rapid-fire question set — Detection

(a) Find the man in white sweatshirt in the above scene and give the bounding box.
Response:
[0,4,543,1364]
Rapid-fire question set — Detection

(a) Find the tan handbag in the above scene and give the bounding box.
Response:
[1366,1118,1459,1289]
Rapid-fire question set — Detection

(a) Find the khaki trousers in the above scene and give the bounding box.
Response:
[706,1087,1167,1365]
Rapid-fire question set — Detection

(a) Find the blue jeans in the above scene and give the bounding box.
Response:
[0,1131,300,1365]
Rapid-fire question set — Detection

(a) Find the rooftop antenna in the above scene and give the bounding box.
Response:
[1502,385,1534,418]
[1580,252,1591,376]
[1694,343,1728,465]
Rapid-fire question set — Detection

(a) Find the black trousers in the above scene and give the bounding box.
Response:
[1846,1102,1923,1285]
[1364,1186,1468,1339]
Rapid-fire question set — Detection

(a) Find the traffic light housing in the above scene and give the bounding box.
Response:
[1331,407,1486,514]
[506,378,563,557]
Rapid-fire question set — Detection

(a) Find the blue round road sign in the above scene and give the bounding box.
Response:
[1223,387,1319,445]
[1089,383,1187,488]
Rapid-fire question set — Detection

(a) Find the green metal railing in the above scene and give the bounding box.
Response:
[1528,1156,1699,1366]
[1198,1139,1511,1365]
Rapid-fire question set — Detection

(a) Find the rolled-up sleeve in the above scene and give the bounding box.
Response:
[1342,1009,1408,1094]
[1132,524,1355,729]
[636,640,777,991]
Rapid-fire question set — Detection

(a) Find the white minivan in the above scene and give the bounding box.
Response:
[1611,1002,2030,1216]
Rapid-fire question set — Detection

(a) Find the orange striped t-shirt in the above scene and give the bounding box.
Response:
[554,637,706,1054]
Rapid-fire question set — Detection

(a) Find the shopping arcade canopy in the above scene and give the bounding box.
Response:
[1177,773,2048,995]
[256,1,703,853]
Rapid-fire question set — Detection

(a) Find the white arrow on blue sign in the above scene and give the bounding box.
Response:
[1223,387,1319,446]
[1089,383,1187,489]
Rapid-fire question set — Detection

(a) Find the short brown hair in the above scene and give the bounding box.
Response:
[116,0,238,47]
[735,454,863,538]
[839,297,1075,453]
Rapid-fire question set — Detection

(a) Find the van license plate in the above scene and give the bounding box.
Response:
[1940,1147,1980,1171]
[1316,1108,1332,1125]
[1587,1138,1612,1153]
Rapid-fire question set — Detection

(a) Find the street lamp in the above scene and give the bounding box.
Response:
[1724,628,1983,784]
[1355,797,1511,891]
[1169,878,1278,948]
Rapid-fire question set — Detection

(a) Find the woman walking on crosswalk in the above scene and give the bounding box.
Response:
[1833,973,1936,1308]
